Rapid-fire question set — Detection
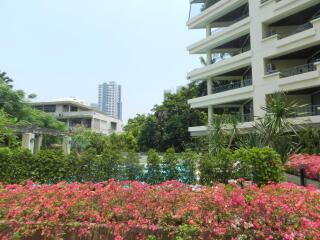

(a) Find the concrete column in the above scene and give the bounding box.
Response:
[34,134,43,154]
[22,133,35,154]
[208,106,213,125]
[207,78,213,95]
[206,24,211,37]
[62,136,72,155]
[206,50,212,65]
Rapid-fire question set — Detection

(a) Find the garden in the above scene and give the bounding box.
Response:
[1,77,320,239]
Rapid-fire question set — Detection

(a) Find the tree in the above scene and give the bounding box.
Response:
[127,82,206,152]
[138,115,162,152]
[0,71,13,88]
[153,83,206,152]
[162,147,179,181]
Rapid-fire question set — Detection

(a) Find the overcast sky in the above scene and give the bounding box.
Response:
[0,0,203,122]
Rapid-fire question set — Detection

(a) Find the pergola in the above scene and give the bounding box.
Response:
[6,125,71,154]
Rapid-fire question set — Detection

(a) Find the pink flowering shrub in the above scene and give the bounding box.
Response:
[0,180,320,240]
[286,154,320,180]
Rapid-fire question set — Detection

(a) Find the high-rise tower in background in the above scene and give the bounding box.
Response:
[98,81,122,120]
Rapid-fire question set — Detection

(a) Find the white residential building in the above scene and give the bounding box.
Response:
[33,98,123,135]
[187,0,320,136]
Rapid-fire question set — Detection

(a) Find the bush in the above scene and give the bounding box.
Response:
[1,181,319,240]
[162,148,179,181]
[234,147,284,185]
[145,149,162,184]
[32,149,68,183]
[199,148,234,185]
[200,147,284,186]
[179,149,198,184]
[124,151,143,181]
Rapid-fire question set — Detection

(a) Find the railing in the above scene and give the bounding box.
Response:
[231,113,254,123]
[294,105,320,117]
[279,63,316,78]
[188,0,221,20]
[261,0,282,5]
[212,78,252,94]
[211,45,251,63]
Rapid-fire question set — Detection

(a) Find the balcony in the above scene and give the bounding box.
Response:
[187,0,248,29]
[189,112,254,136]
[295,105,320,117]
[188,50,252,81]
[188,17,250,54]
[212,78,252,94]
[279,63,316,78]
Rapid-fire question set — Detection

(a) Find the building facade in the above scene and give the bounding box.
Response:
[33,98,123,135]
[187,0,320,136]
[98,81,122,120]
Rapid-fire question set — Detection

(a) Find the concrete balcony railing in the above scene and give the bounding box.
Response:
[279,63,317,78]
[187,0,248,29]
[212,78,252,94]
[263,61,320,92]
[54,111,96,119]
[265,14,320,40]
[188,16,250,54]
[188,51,252,81]
[294,105,320,117]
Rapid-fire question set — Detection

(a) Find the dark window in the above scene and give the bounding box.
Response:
[43,105,56,112]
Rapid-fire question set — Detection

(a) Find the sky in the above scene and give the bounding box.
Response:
[0,0,203,122]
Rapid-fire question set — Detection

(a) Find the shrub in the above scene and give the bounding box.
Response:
[1,181,319,240]
[199,148,234,185]
[162,147,179,181]
[179,149,198,184]
[98,148,124,181]
[285,154,320,180]
[33,149,68,183]
[145,149,162,184]
[234,147,284,185]
[124,151,143,181]
[0,147,13,183]
[199,147,283,186]
[8,148,34,184]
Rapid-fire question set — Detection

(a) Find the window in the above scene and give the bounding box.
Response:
[43,105,56,113]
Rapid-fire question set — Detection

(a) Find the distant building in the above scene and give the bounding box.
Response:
[98,81,122,120]
[33,98,123,135]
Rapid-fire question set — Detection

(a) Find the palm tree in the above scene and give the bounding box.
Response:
[0,71,13,88]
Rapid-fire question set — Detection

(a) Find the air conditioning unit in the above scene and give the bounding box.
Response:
[266,63,276,74]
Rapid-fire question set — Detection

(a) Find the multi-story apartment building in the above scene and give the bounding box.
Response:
[187,0,320,136]
[98,81,122,120]
[33,98,123,135]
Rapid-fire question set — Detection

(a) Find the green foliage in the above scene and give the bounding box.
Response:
[124,151,143,181]
[175,224,201,240]
[199,147,284,186]
[298,128,320,154]
[77,148,99,182]
[138,115,162,152]
[199,148,234,185]
[0,110,19,147]
[180,149,198,184]
[162,148,179,181]
[98,148,124,181]
[233,147,284,185]
[145,149,162,184]
[127,83,206,152]
[32,149,68,184]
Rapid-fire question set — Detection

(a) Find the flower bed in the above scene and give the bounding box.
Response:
[285,154,320,181]
[0,180,320,240]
